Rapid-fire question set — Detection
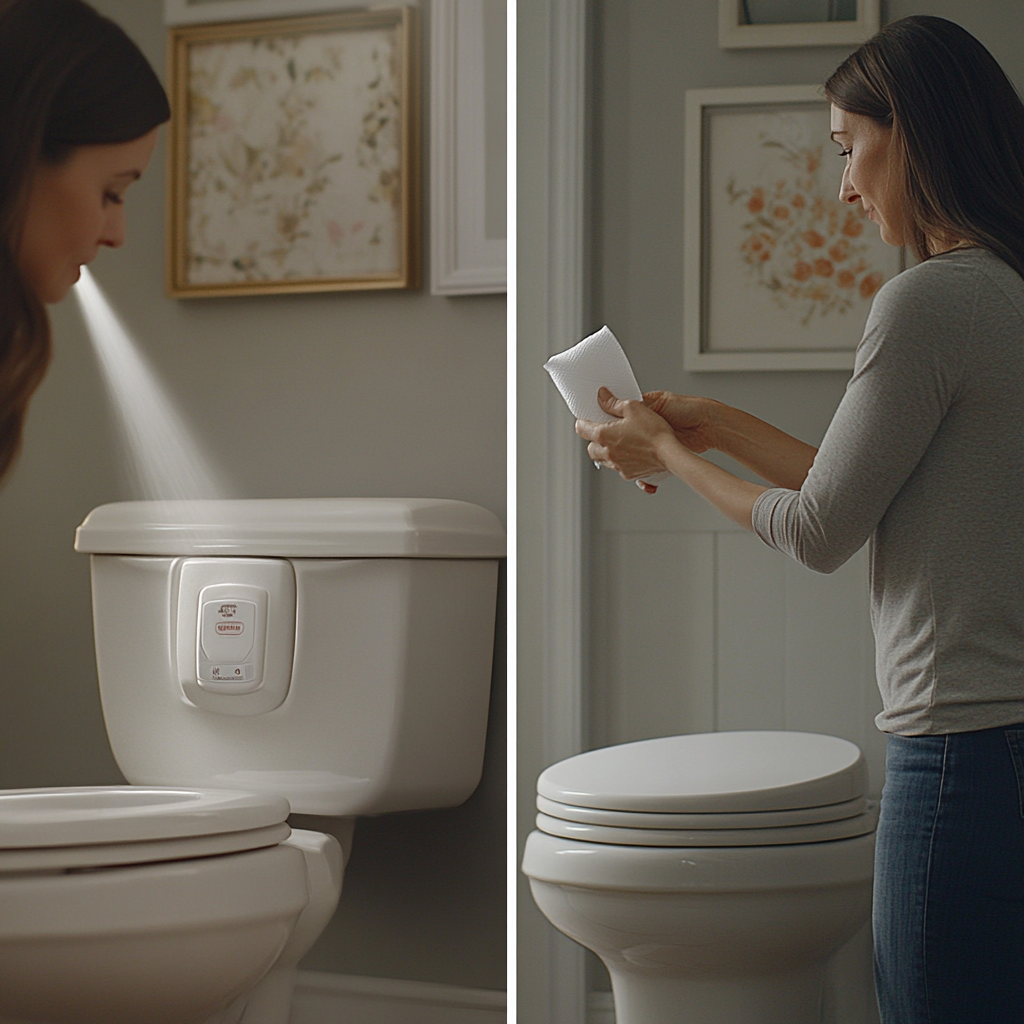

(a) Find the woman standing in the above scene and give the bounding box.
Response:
[578,16,1024,1023]
[0,0,170,484]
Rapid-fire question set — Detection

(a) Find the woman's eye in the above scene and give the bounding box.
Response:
[104,192,125,206]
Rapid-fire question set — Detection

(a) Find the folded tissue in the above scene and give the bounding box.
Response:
[544,325,669,486]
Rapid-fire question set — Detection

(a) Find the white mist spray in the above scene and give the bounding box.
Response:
[72,266,232,501]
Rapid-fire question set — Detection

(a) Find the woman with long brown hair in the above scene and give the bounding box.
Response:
[578,16,1024,1022]
[0,0,170,484]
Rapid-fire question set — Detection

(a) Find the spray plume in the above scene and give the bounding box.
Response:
[73,266,231,501]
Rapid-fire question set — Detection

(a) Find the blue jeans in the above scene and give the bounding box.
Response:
[873,725,1024,1023]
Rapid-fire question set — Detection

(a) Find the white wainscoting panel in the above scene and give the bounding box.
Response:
[290,972,505,1024]
[595,515,886,796]
[716,532,788,731]
[602,532,716,743]
[587,991,616,1024]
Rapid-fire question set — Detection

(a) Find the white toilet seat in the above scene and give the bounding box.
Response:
[0,786,291,873]
[535,804,878,847]
[534,731,875,848]
[536,793,868,829]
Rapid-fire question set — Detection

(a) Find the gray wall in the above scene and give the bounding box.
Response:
[0,0,505,992]
[518,0,1024,1020]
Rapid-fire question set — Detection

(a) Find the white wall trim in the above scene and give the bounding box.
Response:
[431,0,507,294]
[291,971,505,1023]
[541,1,589,1022]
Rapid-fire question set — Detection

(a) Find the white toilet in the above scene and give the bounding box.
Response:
[522,731,877,1024]
[0,498,504,1024]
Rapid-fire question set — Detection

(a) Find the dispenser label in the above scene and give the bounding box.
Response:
[208,663,254,682]
[200,599,256,662]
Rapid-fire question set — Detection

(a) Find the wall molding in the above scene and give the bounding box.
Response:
[541,1,589,1022]
[291,971,505,1024]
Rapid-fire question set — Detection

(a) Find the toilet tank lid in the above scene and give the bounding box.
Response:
[538,731,867,814]
[74,498,506,558]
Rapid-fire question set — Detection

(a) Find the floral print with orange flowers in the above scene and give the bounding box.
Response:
[726,136,884,325]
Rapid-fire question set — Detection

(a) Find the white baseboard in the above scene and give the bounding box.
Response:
[290,971,506,1024]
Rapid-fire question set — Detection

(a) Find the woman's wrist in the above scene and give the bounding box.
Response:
[655,428,698,470]
[700,398,744,455]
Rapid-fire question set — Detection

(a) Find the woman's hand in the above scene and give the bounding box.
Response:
[578,387,769,526]
[642,391,718,453]
[576,388,679,490]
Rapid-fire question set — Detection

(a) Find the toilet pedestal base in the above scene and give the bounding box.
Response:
[527,868,872,1024]
[212,966,298,1024]
[608,964,825,1024]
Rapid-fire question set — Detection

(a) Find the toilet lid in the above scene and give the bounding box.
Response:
[537,732,867,814]
[0,787,291,848]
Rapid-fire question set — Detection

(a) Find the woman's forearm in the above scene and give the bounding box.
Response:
[705,400,817,490]
[656,433,768,531]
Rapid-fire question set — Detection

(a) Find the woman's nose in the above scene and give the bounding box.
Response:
[838,163,859,205]
[100,207,126,248]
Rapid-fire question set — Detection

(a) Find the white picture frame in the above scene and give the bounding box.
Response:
[430,0,507,295]
[718,0,879,49]
[683,85,904,372]
[164,0,417,27]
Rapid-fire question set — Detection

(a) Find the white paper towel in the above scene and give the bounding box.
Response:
[544,326,669,485]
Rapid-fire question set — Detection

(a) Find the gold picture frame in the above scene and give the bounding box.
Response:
[167,7,419,298]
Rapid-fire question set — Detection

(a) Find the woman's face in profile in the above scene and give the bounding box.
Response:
[831,106,904,248]
[17,127,159,304]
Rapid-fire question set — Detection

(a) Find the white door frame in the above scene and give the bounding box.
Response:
[540,0,589,1020]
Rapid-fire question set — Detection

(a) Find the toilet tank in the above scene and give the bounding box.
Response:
[75,499,505,816]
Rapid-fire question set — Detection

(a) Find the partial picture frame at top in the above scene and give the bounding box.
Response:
[167,7,419,299]
[430,0,507,295]
[683,85,905,372]
[163,0,382,26]
[719,0,879,49]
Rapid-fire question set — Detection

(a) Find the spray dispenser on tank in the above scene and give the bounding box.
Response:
[75,497,505,815]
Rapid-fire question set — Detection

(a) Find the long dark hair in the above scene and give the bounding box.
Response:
[825,16,1024,278]
[0,0,170,484]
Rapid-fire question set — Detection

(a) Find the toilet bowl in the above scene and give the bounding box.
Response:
[0,499,504,1024]
[522,731,877,1024]
[0,787,347,1024]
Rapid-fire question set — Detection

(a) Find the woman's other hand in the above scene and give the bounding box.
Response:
[575,387,678,487]
[642,391,717,453]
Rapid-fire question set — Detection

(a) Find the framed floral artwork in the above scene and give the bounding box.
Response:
[683,85,904,371]
[167,7,419,298]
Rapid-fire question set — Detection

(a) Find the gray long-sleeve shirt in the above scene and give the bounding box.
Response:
[752,248,1023,735]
